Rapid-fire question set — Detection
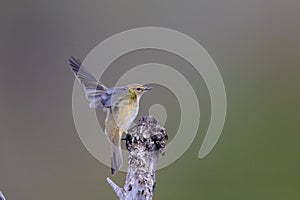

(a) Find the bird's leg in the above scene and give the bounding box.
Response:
[121,124,139,140]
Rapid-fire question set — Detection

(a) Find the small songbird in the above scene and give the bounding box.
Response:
[68,57,152,175]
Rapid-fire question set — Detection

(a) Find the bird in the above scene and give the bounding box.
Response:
[68,57,152,175]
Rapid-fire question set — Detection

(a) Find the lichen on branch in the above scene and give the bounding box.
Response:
[107,116,168,200]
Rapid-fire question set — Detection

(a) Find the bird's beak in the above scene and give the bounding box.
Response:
[144,86,152,91]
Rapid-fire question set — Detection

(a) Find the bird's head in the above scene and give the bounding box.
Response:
[127,84,152,99]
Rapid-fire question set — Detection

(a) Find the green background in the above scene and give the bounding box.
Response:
[0,0,299,199]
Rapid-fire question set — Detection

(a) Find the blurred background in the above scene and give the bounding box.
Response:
[0,0,299,199]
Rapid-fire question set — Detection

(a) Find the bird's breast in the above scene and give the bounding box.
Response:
[112,100,139,130]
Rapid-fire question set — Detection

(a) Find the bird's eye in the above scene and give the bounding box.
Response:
[136,87,142,91]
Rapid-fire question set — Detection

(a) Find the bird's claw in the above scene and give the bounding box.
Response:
[121,131,128,140]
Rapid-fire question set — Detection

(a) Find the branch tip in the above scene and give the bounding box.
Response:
[0,191,6,200]
[106,177,124,198]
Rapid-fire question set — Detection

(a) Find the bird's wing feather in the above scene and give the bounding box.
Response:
[68,56,107,90]
[68,57,129,108]
[68,56,108,108]
[101,87,128,108]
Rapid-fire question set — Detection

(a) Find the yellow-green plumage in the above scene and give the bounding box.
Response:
[105,85,144,175]
[105,90,138,145]
[68,57,151,175]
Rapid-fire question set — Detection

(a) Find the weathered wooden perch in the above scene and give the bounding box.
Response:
[107,116,168,200]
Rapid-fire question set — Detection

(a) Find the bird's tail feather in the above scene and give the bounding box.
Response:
[111,143,123,175]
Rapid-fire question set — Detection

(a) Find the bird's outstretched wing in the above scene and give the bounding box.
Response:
[68,57,129,109]
[68,56,108,108]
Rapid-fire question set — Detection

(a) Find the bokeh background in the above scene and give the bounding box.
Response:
[1,0,299,199]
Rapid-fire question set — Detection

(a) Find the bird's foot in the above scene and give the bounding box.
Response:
[121,131,128,140]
